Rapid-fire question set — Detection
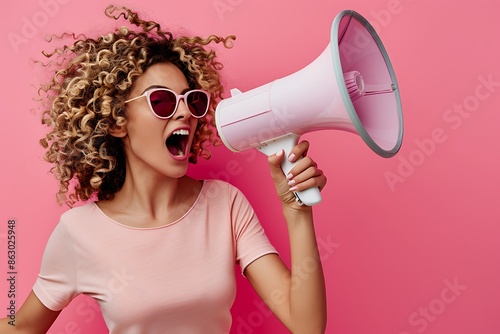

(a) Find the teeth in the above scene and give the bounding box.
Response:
[172,129,189,136]
[177,151,185,157]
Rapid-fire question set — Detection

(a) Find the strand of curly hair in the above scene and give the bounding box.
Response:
[38,5,235,207]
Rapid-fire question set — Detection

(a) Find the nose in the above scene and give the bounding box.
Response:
[173,97,191,120]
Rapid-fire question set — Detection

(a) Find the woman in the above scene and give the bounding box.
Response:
[0,5,327,333]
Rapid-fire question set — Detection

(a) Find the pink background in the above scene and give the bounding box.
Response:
[1,0,499,333]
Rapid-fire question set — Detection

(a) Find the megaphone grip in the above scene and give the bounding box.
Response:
[257,133,322,206]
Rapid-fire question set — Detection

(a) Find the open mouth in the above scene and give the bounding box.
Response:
[165,129,190,158]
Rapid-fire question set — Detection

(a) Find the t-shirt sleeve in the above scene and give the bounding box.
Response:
[32,219,79,311]
[229,184,278,275]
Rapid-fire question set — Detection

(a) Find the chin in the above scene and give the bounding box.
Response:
[164,162,190,179]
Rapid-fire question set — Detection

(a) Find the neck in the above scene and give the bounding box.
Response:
[120,172,180,214]
[109,157,193,223]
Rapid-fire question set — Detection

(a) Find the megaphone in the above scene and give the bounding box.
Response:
[215,10,404,206]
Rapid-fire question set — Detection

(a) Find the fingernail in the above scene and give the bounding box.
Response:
[275,149,284,157]
[288,179,295,186]
[288,153,296,162]
[289,186,298,192]
[286,173,293,180]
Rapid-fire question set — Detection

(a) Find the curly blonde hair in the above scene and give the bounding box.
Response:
[39,5,235,206]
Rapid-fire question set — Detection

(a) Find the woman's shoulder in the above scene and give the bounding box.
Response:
[203,178,231,188]
[59,202,100,225]
[200,180,255,210]
[45,202,101,241]
[202,179,243,196]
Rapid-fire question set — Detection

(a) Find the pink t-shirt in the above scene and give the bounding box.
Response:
[33,180,277,333]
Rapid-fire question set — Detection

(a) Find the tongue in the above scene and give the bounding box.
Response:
[165,136,186,156]
[166,142,181,156]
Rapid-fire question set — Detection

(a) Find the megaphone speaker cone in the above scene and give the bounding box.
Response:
[332,10,403,157]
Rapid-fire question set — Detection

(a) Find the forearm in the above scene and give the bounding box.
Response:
[284,207,327,333]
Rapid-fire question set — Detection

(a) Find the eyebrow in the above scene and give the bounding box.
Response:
[141,85,191,95]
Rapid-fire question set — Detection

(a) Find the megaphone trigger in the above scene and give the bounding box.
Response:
[256,133,323,206]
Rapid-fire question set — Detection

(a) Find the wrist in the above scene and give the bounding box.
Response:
[282,204,313,223]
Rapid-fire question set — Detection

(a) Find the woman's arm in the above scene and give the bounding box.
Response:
[245,141,327,333]
[0,290,61,334]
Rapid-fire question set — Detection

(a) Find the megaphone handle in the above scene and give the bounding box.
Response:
[257,133,322,206]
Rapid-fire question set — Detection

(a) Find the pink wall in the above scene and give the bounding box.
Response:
[1,0,499,333]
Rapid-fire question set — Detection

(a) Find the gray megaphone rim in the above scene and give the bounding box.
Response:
[331,10,404,158]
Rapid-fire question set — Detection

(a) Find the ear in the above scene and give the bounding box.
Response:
[109,124,127,138]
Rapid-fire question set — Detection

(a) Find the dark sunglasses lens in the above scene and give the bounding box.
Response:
[149,90,177,118]
[187,91,209,117]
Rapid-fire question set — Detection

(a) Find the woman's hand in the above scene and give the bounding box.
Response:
[267,140,327,210]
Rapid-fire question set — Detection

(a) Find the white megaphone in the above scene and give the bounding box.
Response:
[215,10,404,206]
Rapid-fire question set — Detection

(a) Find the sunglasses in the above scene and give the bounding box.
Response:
[125,88,210,119]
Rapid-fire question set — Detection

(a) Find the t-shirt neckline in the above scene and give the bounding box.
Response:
[92,180,206,230]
